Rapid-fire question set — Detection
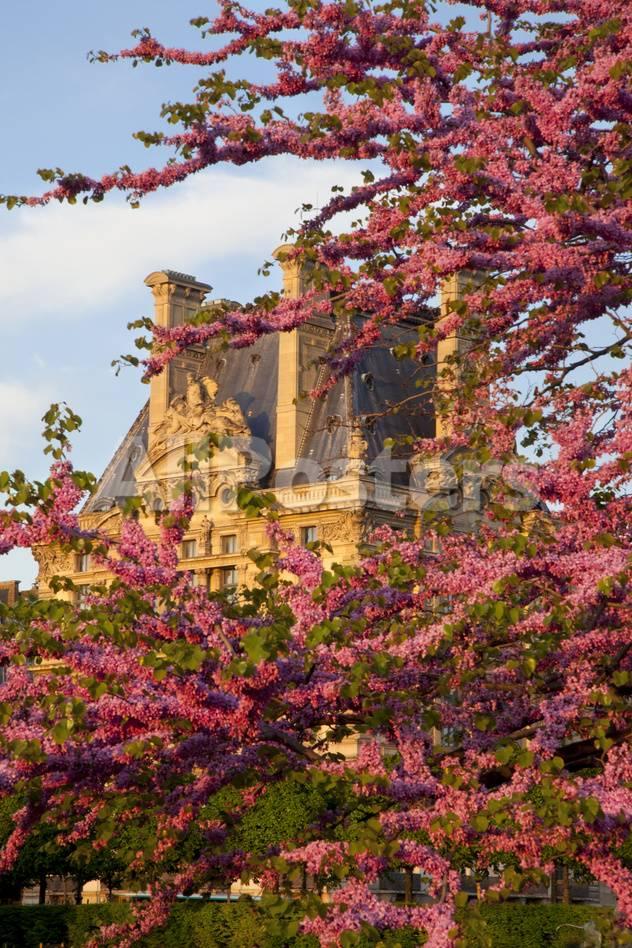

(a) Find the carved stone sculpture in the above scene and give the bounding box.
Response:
[152,374,250,454]
[346,422,368,475]
[200,515,214,555]
[320,510,364,544]
[35,547,73,586]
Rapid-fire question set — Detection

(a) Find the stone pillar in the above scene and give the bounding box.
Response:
[436,272,482,438]
[273,246,328,473]
[274,243,312,299]
[144,270,211,448]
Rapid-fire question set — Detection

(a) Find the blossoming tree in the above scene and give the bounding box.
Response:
[1,0,631,945]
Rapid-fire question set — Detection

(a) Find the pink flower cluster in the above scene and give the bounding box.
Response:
[0,0,631,943]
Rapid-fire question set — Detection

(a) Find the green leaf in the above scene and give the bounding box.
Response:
[243,631,269,664]
[517,750,534,768]
[51,719,73,744]
[582,796,601,823]
[454,155,486,174]
[474,713,494,732]
[523,656,537,677]
[495,745,514,765]
[124,740,146,758]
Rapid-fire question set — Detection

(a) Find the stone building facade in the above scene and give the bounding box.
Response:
[32,252,466,599]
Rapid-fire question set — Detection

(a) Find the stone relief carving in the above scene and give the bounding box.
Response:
[320,510,364,544]
[96,510,123,535]
[91,497,116,513]
[35,547,74,586]
[152,374,250,454]
[424,465,459,496]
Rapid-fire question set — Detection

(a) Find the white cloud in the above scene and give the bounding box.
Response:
[0,380,51,470]
[0,158,363,322]
[0,157,366,588]
[0,380,58,586]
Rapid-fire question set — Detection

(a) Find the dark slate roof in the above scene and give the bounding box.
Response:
[199,332,280,449]
[298,320,434,483]
[84,319,434,510]
[83,404,149,513]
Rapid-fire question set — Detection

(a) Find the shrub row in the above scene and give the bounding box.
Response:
[463,903,619,948]
[0,901,316,948]
[0,900,619,947]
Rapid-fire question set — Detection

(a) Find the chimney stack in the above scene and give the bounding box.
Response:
[144,270,211,447]
[274,246,310,474]
[436,272,482,438]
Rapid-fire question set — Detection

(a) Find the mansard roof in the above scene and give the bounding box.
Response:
[83,405,149,513]
[299,320,434,483]
[84,318,434,513]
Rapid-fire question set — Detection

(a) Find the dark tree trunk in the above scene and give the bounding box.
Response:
[38,872,47,905]
[549,868,558,904]
[561,865,571,904]
[404,868,414,906]
[75,875,83,905]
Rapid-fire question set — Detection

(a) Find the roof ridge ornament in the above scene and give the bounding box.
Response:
[346,419,368,475]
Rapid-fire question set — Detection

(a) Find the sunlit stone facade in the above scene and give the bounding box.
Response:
[33,253,460,600]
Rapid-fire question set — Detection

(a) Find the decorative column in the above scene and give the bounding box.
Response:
[144,270,211,449]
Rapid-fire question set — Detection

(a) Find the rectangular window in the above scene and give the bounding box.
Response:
[220,566,238,590]
[182,539,197,559]
[301,525,318,545]
[75,584,90,605]
[77,553,91,573]
[221,534,237,555]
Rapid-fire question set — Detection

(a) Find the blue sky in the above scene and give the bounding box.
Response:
[0,3,611,587]
[0,2,363,586]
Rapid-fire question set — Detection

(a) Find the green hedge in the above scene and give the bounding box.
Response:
[0,903,129,948]
[463,903,621,948]
[0,902,317,948]
[0,901,621,947]
[0,905,70,947]
[130,902,317,948]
